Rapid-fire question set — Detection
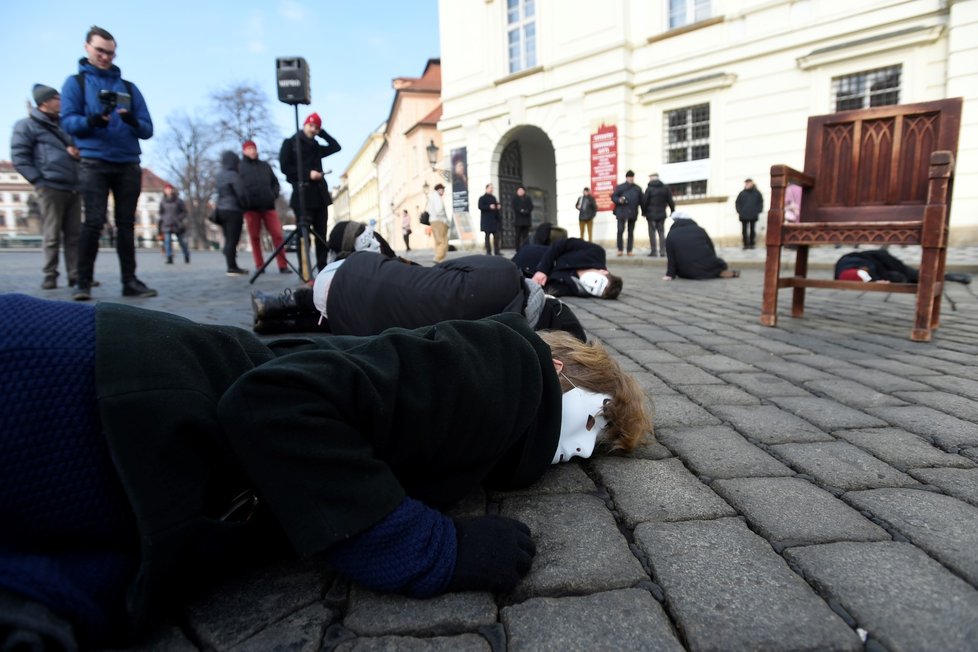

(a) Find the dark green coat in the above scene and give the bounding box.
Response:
[94,304,561,633]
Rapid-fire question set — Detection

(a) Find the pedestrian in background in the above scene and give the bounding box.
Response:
[575,187,597,242]
[215,150,247,275]
[238,141,287,274]
[735,178,764,249]
[642,173,674,257]
[611,170,642,256]
[512,185,533,250]
[157,183,189,265]
[478,183,501,255]
[426,183,449,263]
[61,25,156,300]
[401,209,412,251]
[10,84,81,290]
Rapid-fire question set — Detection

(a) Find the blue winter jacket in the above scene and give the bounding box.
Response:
[60,58,152,163]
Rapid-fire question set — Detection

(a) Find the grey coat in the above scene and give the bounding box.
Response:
[10,107,78,191]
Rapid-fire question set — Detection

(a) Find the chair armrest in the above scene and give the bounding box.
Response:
[929,150,954,178]
[770,165,815,189]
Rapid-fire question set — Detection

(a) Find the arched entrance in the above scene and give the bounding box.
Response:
[496,126,556,249]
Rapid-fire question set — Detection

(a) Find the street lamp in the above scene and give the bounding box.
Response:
[422,180,430,195]
[425,139,452,181]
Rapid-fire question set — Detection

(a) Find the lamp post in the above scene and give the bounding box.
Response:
[425,139,452,181]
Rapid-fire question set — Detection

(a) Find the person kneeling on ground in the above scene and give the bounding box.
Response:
[835,248,972,285]
[0,293,652,650]
[252,220,586,340]
[513,236,624,300]
[662,211,740,281]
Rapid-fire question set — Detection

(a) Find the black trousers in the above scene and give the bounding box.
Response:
[221,211,244,269]
[76,160,142,286]
[616,218,636,253]
[741,220,756,247]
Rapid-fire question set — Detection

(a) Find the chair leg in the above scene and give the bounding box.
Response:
[791,246,809,318]
[760,243,782,326]
[911,246,942,342]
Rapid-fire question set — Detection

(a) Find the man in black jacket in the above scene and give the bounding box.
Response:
[513,237,624,299]
[735,178,764,249]
[642,173,675,257]
[663,211,739,280]
[239,140,288,273]
[511,185,534,250]
[611,170,643,256]
[279,112,341,271]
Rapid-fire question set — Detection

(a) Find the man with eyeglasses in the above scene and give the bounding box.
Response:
[61,25,156,300]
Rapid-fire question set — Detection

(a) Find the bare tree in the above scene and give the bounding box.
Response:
[158,111,220,248]
[209,82,279,152]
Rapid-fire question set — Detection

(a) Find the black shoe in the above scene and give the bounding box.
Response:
[73,285,92,301]
[226,267,249,276]
[41,276,57,290]
[185,257,191,264]
[944,272,972,285]
[252,288,303,320]
[122,279,158,297]
[166,257,173,264]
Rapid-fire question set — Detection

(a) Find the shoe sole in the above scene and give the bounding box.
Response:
[73,292,92,301]
[122,290,158,297]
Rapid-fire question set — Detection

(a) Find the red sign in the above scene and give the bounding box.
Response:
[590,124,617,212]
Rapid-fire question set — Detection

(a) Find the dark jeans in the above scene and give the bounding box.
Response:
[616,218,636,253]
[484,230,500,255]
[647,218,665,254]
[77,160,142,286]
[162,228,190,262]
[308,205,329,272]
[741,220,756,247]
[221,211,244,269]
[515,225,530,251]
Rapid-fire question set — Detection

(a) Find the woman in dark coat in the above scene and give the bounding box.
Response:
[215,150,247,274]
[0,292,650,650]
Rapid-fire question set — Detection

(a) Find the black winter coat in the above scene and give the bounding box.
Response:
[236,157,280,211]
[512,238,607,297]
[642,180,675,221]
[95,304,560,634]
[279,129,341,213]
[512,194,534,227]
[611,182,643,220]
[664,219,728,279]
[478,193,501,232]
[735,187,764,222]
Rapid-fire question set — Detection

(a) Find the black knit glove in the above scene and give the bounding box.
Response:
[446,515,536,594]
[87,113,110,129]
[119,110,139,128]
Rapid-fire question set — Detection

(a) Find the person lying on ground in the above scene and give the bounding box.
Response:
[0,293,652,650]
[252,221,586,340]
[662,211,740,281]
[835,248,972,285]
[512,236,624,299]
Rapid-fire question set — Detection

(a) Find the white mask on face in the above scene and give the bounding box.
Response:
[354,225,382,254]
[579,271,609,298]
[552,387,611,464]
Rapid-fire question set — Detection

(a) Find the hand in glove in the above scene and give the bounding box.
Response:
[87,113,110,129]
[446,515,536,594]
[119,110,139,128]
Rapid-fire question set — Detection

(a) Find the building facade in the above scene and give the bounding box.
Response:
[437,0,978,247]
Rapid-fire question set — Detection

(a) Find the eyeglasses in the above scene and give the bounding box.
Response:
[91,45,116,58]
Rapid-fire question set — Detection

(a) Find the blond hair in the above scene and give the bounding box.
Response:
[538,330,652,453]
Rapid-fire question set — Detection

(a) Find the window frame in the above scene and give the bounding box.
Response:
[662,103,711,200]
[831,64,902,112]
[668,0,712,30]
[506,0,537,74]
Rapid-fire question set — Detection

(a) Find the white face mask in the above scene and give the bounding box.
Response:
[579,271,609,298]
[355,225,382,254]
[552,387,611,464]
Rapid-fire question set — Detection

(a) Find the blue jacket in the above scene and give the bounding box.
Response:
[60,58,152,163]
[10,107,78,191]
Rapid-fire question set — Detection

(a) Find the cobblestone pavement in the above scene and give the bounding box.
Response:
[2,244,978,651]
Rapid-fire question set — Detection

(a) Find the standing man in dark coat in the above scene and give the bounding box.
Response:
[239,140,287,274]
[478,183,501,255]
[575,187,597,241]
[10,84,81,290]
[735,178,764,249]
[641,173,675,257]
[511,185,534,250]
[279,112,341,272]
[663,211,738,280]
[611,170,643,256]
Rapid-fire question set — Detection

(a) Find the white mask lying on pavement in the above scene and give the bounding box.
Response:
[552,387,611,464]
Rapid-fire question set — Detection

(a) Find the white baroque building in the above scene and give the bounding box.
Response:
[437,0,978,248]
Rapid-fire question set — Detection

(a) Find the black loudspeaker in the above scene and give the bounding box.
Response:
[276,57,311,105]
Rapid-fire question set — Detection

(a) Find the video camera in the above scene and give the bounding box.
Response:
[98,89,131,114]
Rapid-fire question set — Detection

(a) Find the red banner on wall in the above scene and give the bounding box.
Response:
[590,124,618,212]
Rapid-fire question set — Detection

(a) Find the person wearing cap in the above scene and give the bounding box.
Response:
[239,140,286,274]
[513,237,624,300]
[641,173,675,257]
[662,211,739,280]
[10,84,81,290]
[611,170,643,256]
[279,112,341,272]
[426,183,450,262]
[735,178,764,249]
[0,292,651,648]
[60,25,156,301]
[156,183,189,265]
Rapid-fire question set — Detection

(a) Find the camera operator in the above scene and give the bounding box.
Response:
[279,112,341,272]
[61,25,156,300]
[611,170,643,256]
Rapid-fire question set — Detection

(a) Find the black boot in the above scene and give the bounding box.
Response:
[944,272,972,285]
[251,287,315,321]
[254,314,330,334]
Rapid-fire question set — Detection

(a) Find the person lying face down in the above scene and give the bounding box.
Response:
[834,248,972,285]
[0,294,652,649]
[252,221,587,341]
[512,236,625,299]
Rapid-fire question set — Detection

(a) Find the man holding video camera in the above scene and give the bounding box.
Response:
[61,25,156,300]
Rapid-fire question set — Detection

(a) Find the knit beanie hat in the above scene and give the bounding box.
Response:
[33,84,59,106]
[671,210,692,220]
[304,112,322,128]
[242,140,257,152]
[839,268,872,282]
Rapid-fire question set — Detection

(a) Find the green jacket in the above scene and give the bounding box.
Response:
[94,304,561,634]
